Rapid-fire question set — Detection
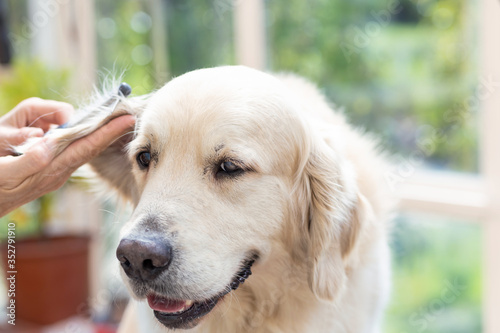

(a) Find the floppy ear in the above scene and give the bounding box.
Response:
[301,137,371,302]
[86,127,138,202]
[86,96,147,202]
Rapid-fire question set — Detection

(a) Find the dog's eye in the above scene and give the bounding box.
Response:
[137,151,151,169]
[218,161,243,176]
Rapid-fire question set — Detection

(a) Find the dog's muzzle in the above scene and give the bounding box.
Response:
[116,234,258,330]
[148,258,256,330]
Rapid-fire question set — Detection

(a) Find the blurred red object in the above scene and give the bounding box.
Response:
[1,235,90,325]
[95,323,117,333]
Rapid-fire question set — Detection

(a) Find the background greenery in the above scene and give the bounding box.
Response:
[267,0,478,172]
[388,214,482,333]
[1,0,481,331]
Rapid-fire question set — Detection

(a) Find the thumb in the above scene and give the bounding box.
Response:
[0,127,44,156]
[0,138,55,189]
[50,115,136,172]
[14,138,56,176]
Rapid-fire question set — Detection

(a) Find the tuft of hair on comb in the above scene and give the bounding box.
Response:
[12,77,150,157]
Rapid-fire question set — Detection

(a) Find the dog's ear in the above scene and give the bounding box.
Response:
[300,137,371,302]
[87,96,147,203]
[87,128,138,202]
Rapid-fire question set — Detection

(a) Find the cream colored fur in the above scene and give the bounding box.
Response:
[35,66,392,332]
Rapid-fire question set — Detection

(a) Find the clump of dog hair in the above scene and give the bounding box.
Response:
[13,79,149,157]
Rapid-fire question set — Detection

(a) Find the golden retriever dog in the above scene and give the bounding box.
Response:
[24,66,392,332]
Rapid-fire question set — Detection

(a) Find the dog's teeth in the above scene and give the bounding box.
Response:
[170,300,193,313]
[171,307,186,314]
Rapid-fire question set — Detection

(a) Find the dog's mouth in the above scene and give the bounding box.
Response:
[147,258,255,330]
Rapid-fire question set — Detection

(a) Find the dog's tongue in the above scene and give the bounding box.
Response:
[147,294,192,313]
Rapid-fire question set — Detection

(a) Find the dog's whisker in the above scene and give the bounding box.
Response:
[219,292,235,318]
[99,208,117,217]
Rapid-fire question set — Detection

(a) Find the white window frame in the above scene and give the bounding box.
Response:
[234,0,500,332]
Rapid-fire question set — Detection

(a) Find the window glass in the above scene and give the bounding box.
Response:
[387,212,482,332]
[0,1,484,330]
[96,0,235,94]
[266,0,479,172]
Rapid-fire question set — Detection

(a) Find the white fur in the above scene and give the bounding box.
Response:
[34,66,393,333]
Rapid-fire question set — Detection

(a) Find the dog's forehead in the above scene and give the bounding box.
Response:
[136,67,301,151]
[146,66,286,119]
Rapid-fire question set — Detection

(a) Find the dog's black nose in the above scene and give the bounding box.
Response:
[116,237,172,281]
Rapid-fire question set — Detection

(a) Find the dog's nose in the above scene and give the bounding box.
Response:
[116,237,172,281]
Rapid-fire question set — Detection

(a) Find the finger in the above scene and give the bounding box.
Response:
[50,115,136,173]
[0,138,55,189]
[12,98,74,128]
[0,127,44,155]
[5,127,44,146]
[28,118,56,133]
[27,99,74,127]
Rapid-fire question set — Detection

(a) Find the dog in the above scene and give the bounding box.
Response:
[37,66,393,332]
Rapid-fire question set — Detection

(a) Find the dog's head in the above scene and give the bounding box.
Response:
[91,66,369,329]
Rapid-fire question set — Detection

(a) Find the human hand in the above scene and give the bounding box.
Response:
[0,97,73,156]
[0,112,136,216]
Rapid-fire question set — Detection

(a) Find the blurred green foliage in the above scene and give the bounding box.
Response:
[387,214,482,333]
[0,59,71,115]
[267,0,478,172]
[96,1,156,95]
[95,0,234,94]
[163,0,234,76]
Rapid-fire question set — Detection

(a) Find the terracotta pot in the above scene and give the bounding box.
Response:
[2,235,90,325]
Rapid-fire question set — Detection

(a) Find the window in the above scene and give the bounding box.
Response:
[388,213,482,332]
[1,0,498,331]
